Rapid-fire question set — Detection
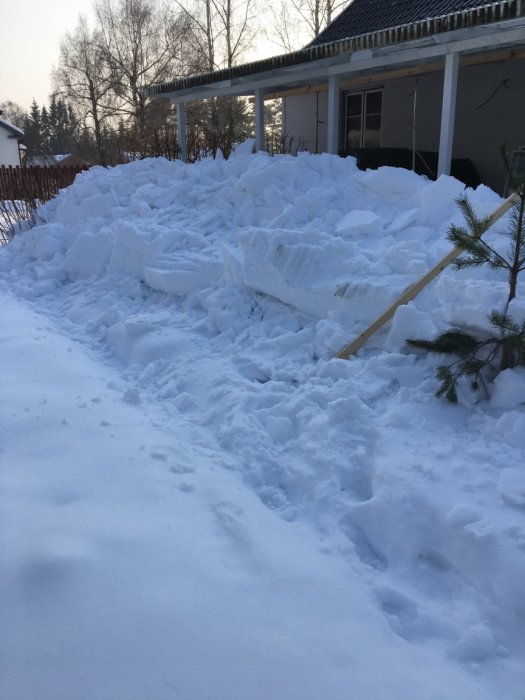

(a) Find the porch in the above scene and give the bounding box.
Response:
[145,5,525,193]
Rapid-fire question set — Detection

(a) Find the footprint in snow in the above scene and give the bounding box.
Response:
[150,451,168,461]
[338,515,388,571]
[374,586,431,642]
[213,501,252,551]
[168,464,195,474]
[18,541,89,599]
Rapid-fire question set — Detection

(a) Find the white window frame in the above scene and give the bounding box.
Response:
[343,88,383,151]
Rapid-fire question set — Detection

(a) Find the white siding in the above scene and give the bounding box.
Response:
[0,129,21,167]
[283,92,328,153]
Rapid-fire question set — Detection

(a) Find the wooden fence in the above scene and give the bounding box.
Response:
[0,165,88,203]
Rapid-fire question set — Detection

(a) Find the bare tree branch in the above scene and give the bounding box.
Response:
[54,16,120,165]
[267,0,351,51]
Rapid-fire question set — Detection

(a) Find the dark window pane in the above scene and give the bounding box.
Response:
[365,91,382,116]
[363,131,380,148]
[365,114,381,132]
[364,113,381,147]
[346,94,362,117]
[346,116,362,149]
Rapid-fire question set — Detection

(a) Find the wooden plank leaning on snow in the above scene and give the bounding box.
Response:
[337,191,520,360]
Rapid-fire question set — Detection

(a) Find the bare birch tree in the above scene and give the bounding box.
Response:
[54,17,118,165]
[173,0,216,71]
[95,0,190,133]
[212,0,256,68]
[175,0,256,70]
[173,0,255,156]
[269,0,351,52]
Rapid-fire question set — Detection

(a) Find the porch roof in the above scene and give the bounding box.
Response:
[145,0,525,102]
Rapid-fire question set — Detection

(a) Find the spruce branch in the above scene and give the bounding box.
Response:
[448,195,509,271]
[407,147,525,401]
[407,331,479,357]
[408,330,501,402]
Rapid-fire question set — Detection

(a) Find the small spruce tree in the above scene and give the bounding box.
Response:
[408,149,525,402]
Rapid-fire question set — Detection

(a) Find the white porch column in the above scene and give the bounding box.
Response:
[327,75,341,155]
[437,51,460,177]
[176,102,188,163]
[254,88,265,152]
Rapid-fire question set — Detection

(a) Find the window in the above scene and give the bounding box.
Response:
[344,89,382,151]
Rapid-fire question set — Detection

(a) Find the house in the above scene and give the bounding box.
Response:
[146,0,525,193]
[0,118,24,167]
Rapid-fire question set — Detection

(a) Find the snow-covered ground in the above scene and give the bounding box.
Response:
[1,146,524,699]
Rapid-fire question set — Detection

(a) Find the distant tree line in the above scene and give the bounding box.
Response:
[22,97,83,159]
[2,0,349,166]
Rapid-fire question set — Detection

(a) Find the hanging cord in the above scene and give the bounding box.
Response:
[474,78,511,110]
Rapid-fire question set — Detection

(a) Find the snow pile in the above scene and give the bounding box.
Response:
[1,150,525,699]
[2,148,509,338]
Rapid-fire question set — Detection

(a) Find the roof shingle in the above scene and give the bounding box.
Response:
[311,0,517,45]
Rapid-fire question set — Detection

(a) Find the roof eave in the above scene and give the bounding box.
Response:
[0,122,24,138]
[146,16,525,102]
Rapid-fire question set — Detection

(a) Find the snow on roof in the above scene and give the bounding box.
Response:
[0,117,24,138]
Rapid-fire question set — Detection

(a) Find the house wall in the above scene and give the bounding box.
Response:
[283,57,525,193]
[283,92,328,153]
[455,58,525,192]
[381,58,525,192]
[0,129,21,167]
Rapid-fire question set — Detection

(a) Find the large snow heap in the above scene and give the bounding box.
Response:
[2,147,525,699]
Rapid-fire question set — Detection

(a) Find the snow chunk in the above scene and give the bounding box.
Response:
[490,369,525,409]
[385,303,438,353]
[434,275,508,332]
[336,210,382,237]
[145,252,223,295]
[446,504,483,528]
[232,138,255,155]
[360,166,424,197]
[418,175,465,225]
[122,388,141,405]
[386,209,419,234]
[64,231,113,279]
[493,411,525,449]
[498,468,525,508]
[266,416,294,444]
[454,625,496,661]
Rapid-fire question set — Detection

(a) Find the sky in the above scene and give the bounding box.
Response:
[0,0,283,118]
[1,0,97,112]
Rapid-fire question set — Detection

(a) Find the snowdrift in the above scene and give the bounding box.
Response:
[3,147,517,344]
[1,149,525,700]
